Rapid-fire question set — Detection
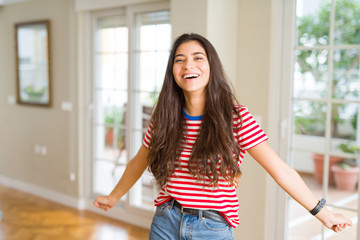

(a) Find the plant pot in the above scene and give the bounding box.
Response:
[331,165,359,191]
[105,128,114,146]
[312,154,344,185]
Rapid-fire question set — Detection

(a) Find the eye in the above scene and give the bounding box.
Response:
[195,57,203,61]
[175,58,184,63]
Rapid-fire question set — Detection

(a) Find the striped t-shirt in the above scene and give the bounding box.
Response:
[142,105,268,228]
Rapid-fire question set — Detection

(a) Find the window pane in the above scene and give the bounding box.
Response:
[95,90,127,125]
[116,127,127,161]
[293,100,327,137]
[130,91,156,131]
[296,0,331,47]
[331,103,359,140]
[94,160,115,194]
[333,49,360,101]
[330,102,360,176]
[136,51,169,92]
[128,11,170,210]
[334,0,360,45]
[93,159,127,202]
[95,125,126,160]
[291,150,322,179]
[95,53,128,90]
[95,16,128,90]
[290,149,342,187]
[136,11,171,52]
[95,125,118,161]
[96,16,127,52]
[134,11,171,93]
[294,50,328,99]
[93,14,129,202]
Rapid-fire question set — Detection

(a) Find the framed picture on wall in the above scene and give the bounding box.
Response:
[15,20,52,107]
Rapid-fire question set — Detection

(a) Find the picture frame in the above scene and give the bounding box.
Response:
[15,20,52,107]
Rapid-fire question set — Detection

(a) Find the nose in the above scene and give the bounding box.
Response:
[185,60,194,70]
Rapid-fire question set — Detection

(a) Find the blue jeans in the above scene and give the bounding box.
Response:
[149,200,234,240]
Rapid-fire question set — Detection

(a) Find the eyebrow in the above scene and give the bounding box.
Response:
[174,52,206,58]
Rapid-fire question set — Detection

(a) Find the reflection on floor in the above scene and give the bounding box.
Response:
[289,173,358,240]
[0,185,149,240]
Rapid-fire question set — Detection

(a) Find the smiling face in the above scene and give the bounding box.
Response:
[172,40,210,98]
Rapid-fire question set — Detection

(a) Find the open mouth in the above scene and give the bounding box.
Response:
[183,74,200,79]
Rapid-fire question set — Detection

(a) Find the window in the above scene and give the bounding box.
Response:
[93,13,129,200]
[287,0,360,239]
[129,10,171,209]
[90,6,171,213]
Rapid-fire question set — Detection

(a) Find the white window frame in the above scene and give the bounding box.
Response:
[267,0,360,239]
[126,3,171,210]
[83,2,170,229]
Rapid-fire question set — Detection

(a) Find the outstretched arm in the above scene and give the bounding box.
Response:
[247,141,352,232]
[94,145,149,211]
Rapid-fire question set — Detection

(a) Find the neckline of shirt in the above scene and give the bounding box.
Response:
[183,107,203,120]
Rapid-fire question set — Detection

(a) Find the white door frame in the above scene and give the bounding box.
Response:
[77,2,170,229]
[265,0,296,239]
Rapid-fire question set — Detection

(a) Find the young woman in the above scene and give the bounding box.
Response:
[94,33,352,239]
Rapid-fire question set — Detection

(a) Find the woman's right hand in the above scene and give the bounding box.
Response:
[93,195,117,212]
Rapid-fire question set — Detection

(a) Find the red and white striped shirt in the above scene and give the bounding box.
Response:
[142,105,268,228]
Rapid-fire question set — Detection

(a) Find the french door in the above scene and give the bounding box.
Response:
[88,3,171,217]
[285,0,360,239]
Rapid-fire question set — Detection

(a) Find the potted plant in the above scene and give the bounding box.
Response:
[312,153,344,185]
[104,107,124,148]
[331,143,360,191]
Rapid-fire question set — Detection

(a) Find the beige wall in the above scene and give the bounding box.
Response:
[0,0,273,239]
[171,1,272,239]
[235,1,271,239]
[0,0,78,197]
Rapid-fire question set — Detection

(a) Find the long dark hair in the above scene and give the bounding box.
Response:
[147,33,242,187]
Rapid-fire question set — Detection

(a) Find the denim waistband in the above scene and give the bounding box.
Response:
[170,199,229,225]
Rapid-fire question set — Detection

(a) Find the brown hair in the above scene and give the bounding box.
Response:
[147,33,242,187]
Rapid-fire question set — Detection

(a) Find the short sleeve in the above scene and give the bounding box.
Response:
[142,122,152,149]
[236,106,268,151]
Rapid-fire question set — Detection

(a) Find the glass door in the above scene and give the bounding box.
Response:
[93,13,129,204]
[129,10,171,209]
[90,6,171,212]
[287,0,360,239]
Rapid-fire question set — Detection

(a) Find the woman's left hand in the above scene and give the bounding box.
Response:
[316,208,352,232]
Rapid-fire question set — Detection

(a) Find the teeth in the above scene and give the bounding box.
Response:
[184,74,199,79]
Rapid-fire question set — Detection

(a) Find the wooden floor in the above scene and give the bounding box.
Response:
[0,185,149,240]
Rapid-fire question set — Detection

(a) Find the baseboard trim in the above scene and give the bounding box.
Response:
[85,201,153,229]
[0,174,86,210]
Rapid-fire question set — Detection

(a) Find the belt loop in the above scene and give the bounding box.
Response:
[199,209,203,219]
[170,198,175,209]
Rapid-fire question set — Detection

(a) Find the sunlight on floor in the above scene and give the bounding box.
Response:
[289,173,358,240]
[95,224,129,240]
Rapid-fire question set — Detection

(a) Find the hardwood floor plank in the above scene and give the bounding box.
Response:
[0,185,149,240]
